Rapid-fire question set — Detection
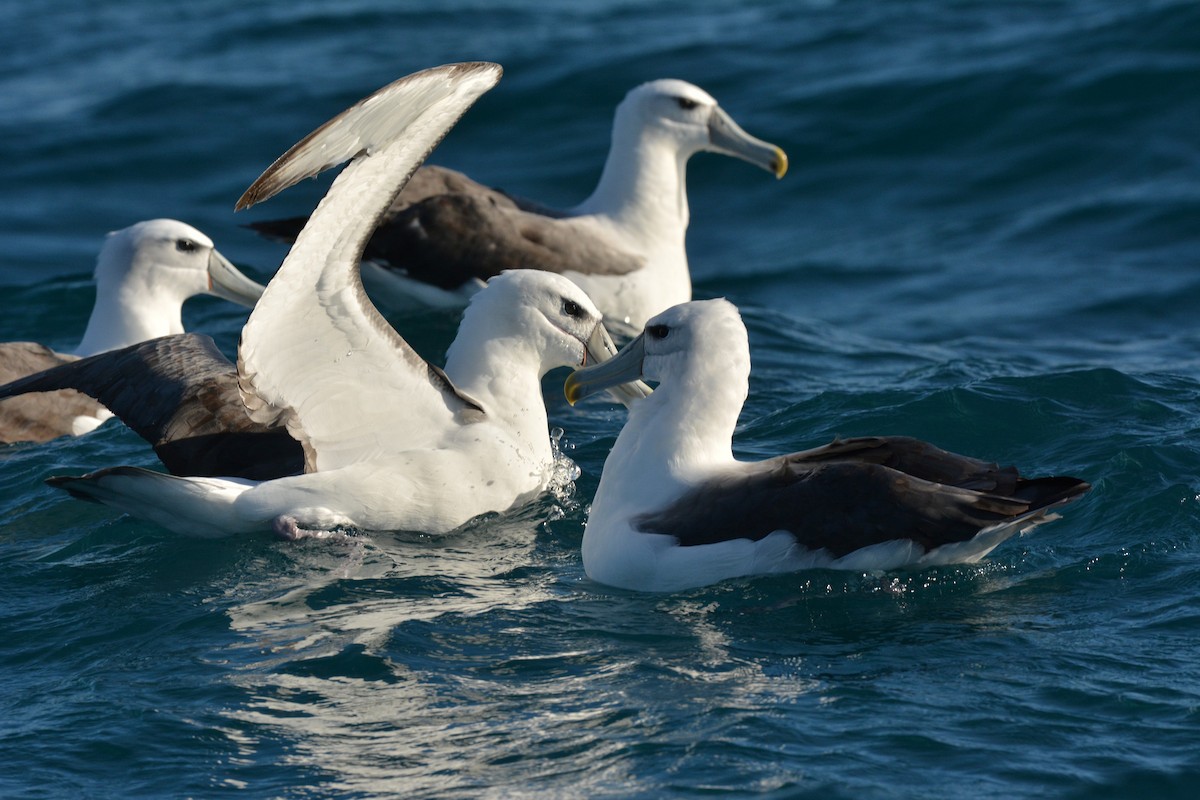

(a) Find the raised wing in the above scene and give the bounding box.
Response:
[235,63,500,472]
[634,436,1090,555]
[0,334,303,480]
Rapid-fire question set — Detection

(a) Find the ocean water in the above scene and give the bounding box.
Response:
[1,0,1198,797]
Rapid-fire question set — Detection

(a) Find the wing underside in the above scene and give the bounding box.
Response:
[235,63,500,473]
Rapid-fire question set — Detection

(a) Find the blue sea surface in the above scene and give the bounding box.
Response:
[1,1,1199,797]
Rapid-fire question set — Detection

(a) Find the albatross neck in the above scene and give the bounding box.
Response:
[575,128,691,237]
[74,279,186,357]
[610,360,748,496]
[443,328,554,464]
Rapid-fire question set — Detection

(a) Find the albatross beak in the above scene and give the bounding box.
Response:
[707,106,788,179]
[206,249,267,308]
[581,324,652,407]
[567,332,649,406]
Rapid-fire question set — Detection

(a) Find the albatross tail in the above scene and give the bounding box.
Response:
[912,475,1091,568]
[46,467,259,539]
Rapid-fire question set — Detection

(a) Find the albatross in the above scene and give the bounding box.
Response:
[0,219,264,443]
[246,79,788,331]
[564,299,1091,592]
[42,62,644,539]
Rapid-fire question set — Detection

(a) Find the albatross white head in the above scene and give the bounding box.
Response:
[567,300,749,398]
[447,269,648,401]
[578,79,788,225]
[565,298,750,466]
[74,219,265,357]
[567,81,787,331]
[440,269,648,467]
[624,79,788,176]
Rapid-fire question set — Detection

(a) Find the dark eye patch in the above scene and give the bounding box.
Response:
[175,239,198,253]
[676,97,699,111]
[647,324,670,340]
[562,298,584,319]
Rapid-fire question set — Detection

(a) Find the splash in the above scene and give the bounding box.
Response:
[546,427,582,508]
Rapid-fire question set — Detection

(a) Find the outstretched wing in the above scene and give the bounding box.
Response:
[235,63,501,473]
[0,334,303,480]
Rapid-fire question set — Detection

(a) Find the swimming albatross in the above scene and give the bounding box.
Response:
[0,219,264,443]
[247,79,788,331]
[44,62,644,539]
[564,300,1091,592]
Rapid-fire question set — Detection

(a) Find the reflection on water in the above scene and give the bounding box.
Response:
[210,508,1049,796]
[222,502,554,663]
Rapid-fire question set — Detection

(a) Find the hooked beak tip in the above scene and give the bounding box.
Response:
[564,378,583,406]
[772,147,789,179]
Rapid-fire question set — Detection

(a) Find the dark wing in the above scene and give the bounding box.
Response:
[246,164,643,289]
[360,192,645,288]
[782,435,1022,492]
[0,334,303,480]
[634,436,1090,556]
[244,164,516,243]
[0,342,105,443]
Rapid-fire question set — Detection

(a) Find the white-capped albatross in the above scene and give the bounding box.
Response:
[246,79,788,331]
[564,299,1091,592]
[0,219,264,443]
[44,63,645,539]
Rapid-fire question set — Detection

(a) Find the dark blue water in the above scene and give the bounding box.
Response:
[2,1,1198,797]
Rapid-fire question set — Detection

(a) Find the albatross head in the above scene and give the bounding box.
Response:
[617,79,788,179]
[76,219,265,356]
[457,270,650,404]
[94,219,264,309]
[565,298,749,405]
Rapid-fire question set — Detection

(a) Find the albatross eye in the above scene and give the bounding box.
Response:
[175,239,198,253]
[676,97,699,111]
[562,299,584,319]
[647,324,670,340]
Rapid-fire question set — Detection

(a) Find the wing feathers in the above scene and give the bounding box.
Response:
[237,63,502,212]
[234,63,501,473]
[0,343,103,443]
[0,334,303,480]
[634,436,1090,556]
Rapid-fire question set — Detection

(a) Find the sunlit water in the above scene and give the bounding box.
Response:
[1,1,1198,797]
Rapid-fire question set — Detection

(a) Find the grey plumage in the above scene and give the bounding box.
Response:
[246,165,643,290]
[0,343,104,443]
[0,334,303,480]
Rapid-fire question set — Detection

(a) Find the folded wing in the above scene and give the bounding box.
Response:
[634,436,1090,555]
